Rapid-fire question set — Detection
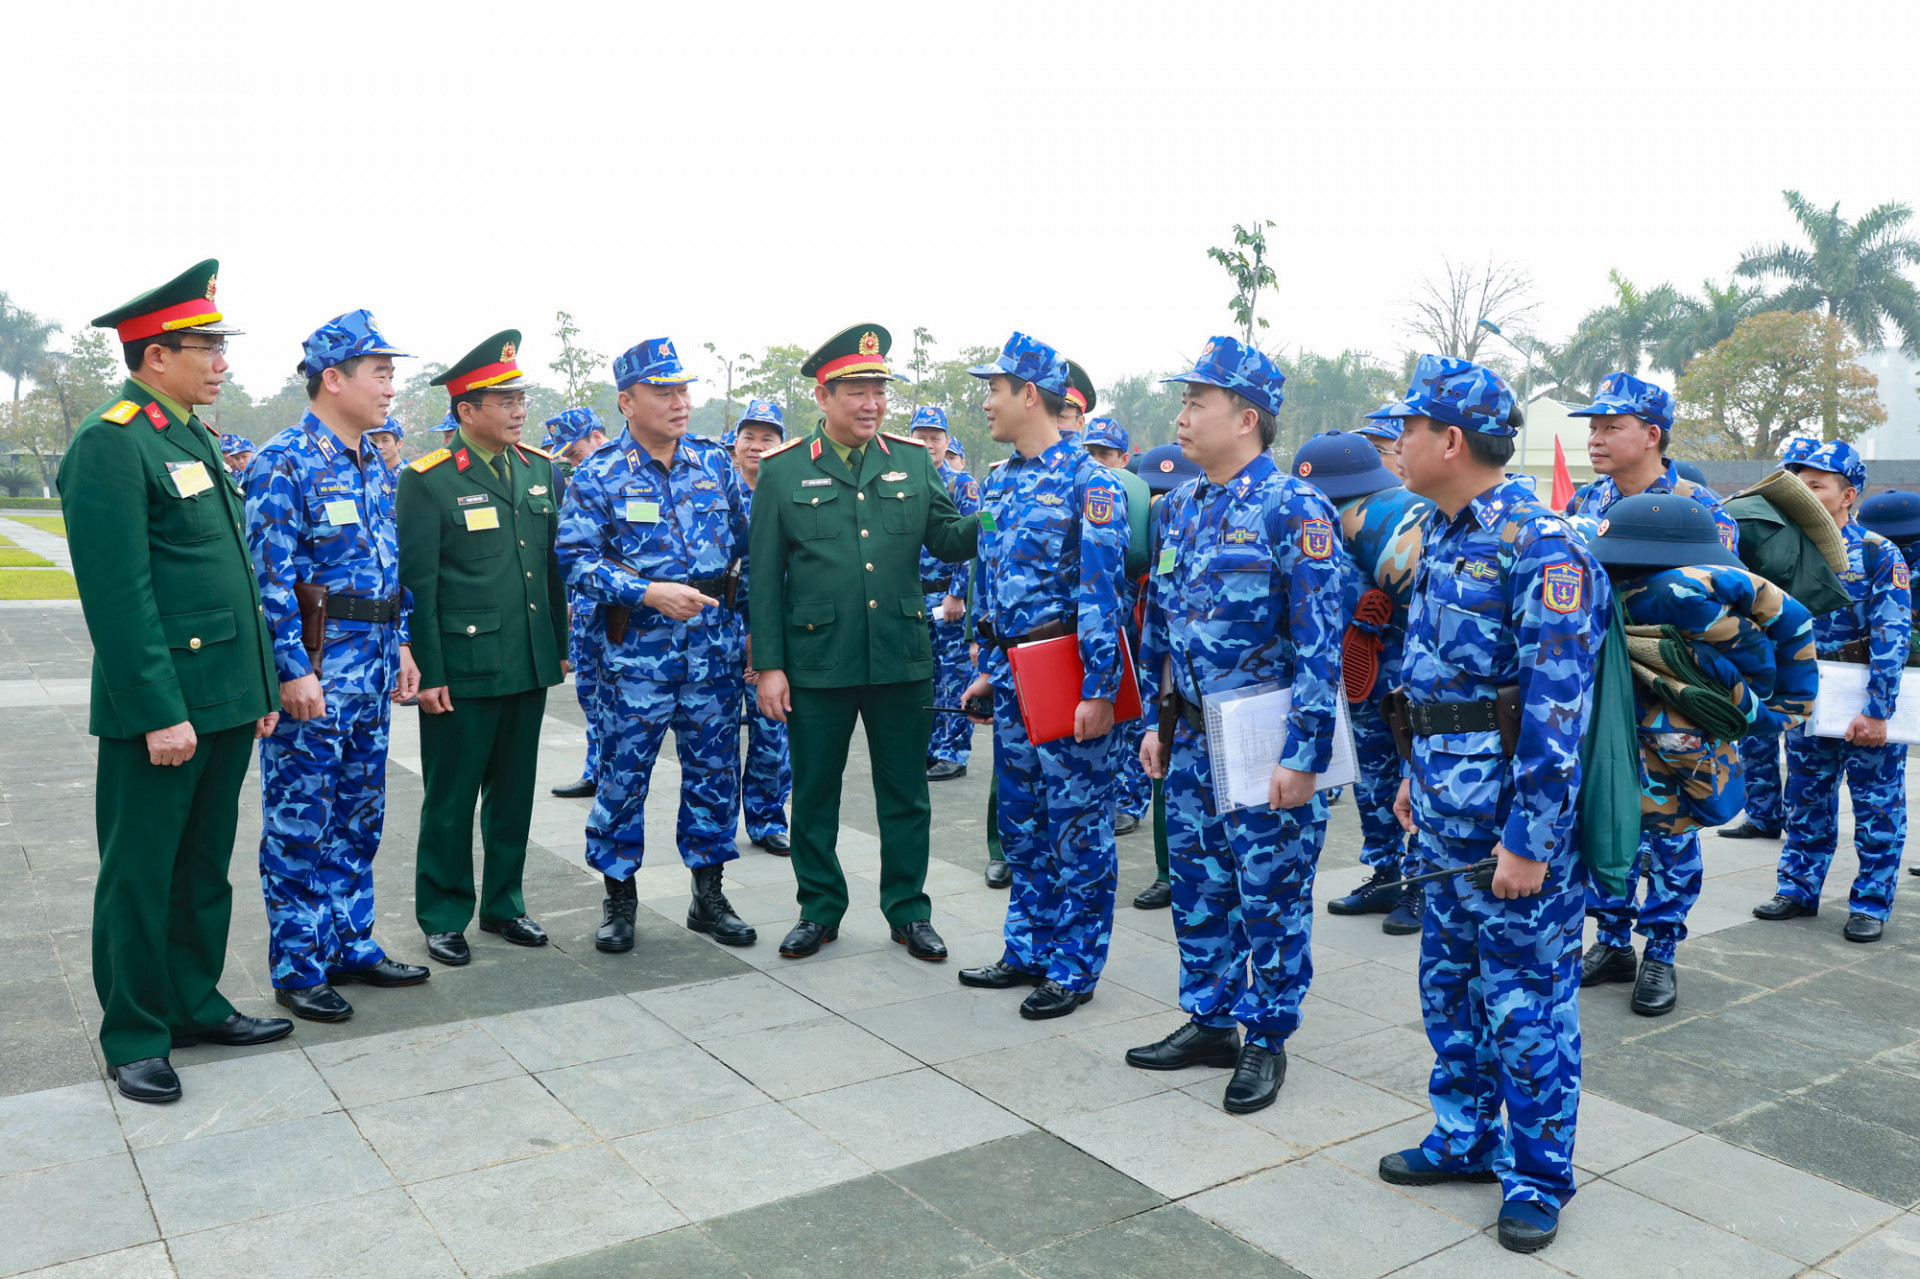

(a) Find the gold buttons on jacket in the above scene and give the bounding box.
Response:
[188,637,202,650]
[869,600,877,609]
[529,604,538,612]
[807,623,816,630]
[865,563,873,571]
[857,492,866,501]
[466,625,477,634]
[860,529,869,538]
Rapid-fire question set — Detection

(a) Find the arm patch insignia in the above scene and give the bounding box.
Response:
[1542,562,1583,613]
[1301,517,1334,560]
[1895,558,1911,592]
[1086,488,1115,525]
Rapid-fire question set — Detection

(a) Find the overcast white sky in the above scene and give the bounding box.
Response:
[6,0,1918,403]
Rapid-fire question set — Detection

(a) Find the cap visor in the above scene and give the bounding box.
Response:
[180,321,244,336]
[965,363,1004,379]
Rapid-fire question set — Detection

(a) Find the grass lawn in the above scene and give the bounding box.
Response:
[0,570,77,600]
[2,515,65,537]
[0,548,54,568]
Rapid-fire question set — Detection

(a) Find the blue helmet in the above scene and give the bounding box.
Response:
[1137,442,1202,494]
[1860,489,1920,542]
[1590,493,1743,570]
[1291,431,1399,502]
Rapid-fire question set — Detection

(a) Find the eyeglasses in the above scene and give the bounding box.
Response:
[486,393,529,409]
[172,340,228,356]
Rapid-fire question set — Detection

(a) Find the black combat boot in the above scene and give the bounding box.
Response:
[597,874,637,954]
[688,865,757,946]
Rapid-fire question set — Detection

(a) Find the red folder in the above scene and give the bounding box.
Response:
[1007,633,1143,745]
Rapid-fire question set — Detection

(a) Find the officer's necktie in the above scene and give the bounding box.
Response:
[490,453,509,487]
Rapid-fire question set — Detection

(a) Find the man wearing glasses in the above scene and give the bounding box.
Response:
[1354,416,1404,480]
[60,260,289,1103]
[398,331,569,967]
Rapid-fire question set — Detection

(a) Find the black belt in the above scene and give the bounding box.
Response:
[921,578,953,594]
[978,615,1077,650]
[1407,699,1500,736]
[324,593,402,624]
[658,575,727,597]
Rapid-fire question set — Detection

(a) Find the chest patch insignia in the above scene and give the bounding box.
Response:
[1086,489,1115,525]
[1461,558,1500,582]
[1301,518,1334,560]
[1037,492,1065,506]
[457,493,487,506]
[801,478,832,488]
[1543,562,1583,614]
[882,471,908,482]
[1224,527,1258,545]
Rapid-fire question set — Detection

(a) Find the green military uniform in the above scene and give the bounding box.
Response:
[748,325,979,930]
[59,260,279,1068]
[398,331,568,939]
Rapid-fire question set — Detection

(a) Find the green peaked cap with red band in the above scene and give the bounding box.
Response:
[432,329,528,396]
[800,323,893,384]
[1064,360,1096,415]
[92,258,242,342]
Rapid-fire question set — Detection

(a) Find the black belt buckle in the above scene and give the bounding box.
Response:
[921,579,950,594]
[325,593,397,624]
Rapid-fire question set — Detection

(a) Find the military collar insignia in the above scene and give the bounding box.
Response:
[810,439,823,461]
[625,447,644,472]
[455,447,472,472]
[143,402,170,431]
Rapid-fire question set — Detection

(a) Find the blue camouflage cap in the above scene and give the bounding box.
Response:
[542,406,604,452]
[613,337,698,390]
[1860,490,1920,542]
[737,398,785,435]
[1137,442,1202,494]
[372,415,403,440]
[720,429,737,449]
[1083,417,1130,452]
[218,433,253,456]
[299,309,411,378]
[438,409,459,435]
[1369,354,1515,437]
[968,332,1070,396]
[1780,436,1820,466]
[947,437,966,460]
[1160,336,1286,417]
[1291,430,1398,502]
[1353,414,1403,443]
[1568,371,1675,431]
[1789,439,1867,492]
[907,405,949,434]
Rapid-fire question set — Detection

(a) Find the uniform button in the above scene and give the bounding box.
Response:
[520,539,527,547]
[811,497,820,506]
[188,637,202,651]
[526,571,533,579]
[466,625,477,634]
[257,605,265,614]
[807,624,816,631]
[865,563,873,571]
[857,492,866,501]
[529,604,538,612]
[860,529,869,538]
[869,600,877,609]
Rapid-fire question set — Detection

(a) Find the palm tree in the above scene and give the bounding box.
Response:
[1654,278,1772,376]
[1562,270,1679,391]
[1736,190,1920,356]
[0,294,61,407]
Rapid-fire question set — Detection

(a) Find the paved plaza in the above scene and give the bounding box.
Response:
[4,596,1920,1278]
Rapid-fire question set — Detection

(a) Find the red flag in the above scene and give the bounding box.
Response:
[1551,435,1576,510]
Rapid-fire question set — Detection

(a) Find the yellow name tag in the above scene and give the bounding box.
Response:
[625,500,661,523]
[170,461,213,498]
[323,499,360,527]
[464,506,500,531]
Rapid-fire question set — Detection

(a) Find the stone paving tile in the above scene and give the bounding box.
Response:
[408,1143,685,1278]
[11,1241,177,1278]
[1571,1091,1696,1175]
[165,1186,462,1278]
[1799,1064,1920,1141]
[497,1226,751,1279]
[633,971,827,1042]
[1583,1039,1784,1130]
[1294,1024,1437,1101]
[1047,1090,1295,1198]
[1196,1057,1422,1155]
[132,1111,393,1235]
[1307,959,1424,1025]
[353,1074,594,1184]
[0,1152,156,1276]
[844,989,1059,1065]
[0,1080,122,1175]
[699,1174,1000,1279]
[1796,969,1920,1033]
[304,1019,522,1108]
[538,1041,770,1138]
[477,993,682,1072]
[1631,1013,1859,1091]
[1714,987,1920,1061]
[702,1014,919,1099]
[614,1103,872,1221]
[1716,1096,1920,1206]
[1824,1211,1920,1279]
[109,1050,337,1150]
[1382,1233,1568,1277]
[786,1068,1030,1169]
[1539,1179,1802,1279]
[770,945,973,1014]
[1016,1204,1309,1279]
[1288,993,1398,1053]
[938,1032,1171,1125]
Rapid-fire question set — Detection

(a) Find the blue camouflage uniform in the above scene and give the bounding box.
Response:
[219,433,253,467]
[1859,489,1920,670]
[912,406,982,769]
[1777,442,1911,921]
[1387,355,1607,1212]
[733,398,792,842]
[554,341,751,881]
[244,310,412,991]
[544,407,610,788]
[1138,339,1346,1052]
[1086,415,1154,823]
[970,335,1129,992]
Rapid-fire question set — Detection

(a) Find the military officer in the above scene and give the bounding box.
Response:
[542,407,612,800]
[1296,431,1434,935]
[748,324,980,960]
[1059,360,1094,440]
[219,433,255,476]
[1353,415,1405,481]
[244,310,427,1022]
[1126,339,1345,1116]
[1755,441,1911,943]
[1571,374,1736,545]
[908,406,980,782]
[62,260,290,1102]
[399,331,567,965]
[731,398,795,853]
[947,437,968,473]
[954,334,1127,1020]
[1372,355,1605,1255]
[367,416,404,476]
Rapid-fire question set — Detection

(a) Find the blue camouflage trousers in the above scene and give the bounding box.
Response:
[927,598,974,766]
[258,692,391,989]
[1164,722,1326,1053]
[1352,695,1408,874]
[1117,715,1152,819]
[1418,832,1583,1211]
[992,682,1120,993]
[1588,828,1703,964]
[742,686,791,841]
[587,670,743,880]
[570,600,602,783]
[1738,733,1784,833]
[1779,728,1908,921]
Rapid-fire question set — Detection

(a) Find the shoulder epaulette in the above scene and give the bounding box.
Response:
[989,458,1008,470]
[517,442,556,461]
[760,436,807,459]
[410,447,453,473]
[883,431,927,448]
[100,400,140,425]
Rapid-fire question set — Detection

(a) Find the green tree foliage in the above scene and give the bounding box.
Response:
[1207,221,1277,345]
[1102,374,1185,453]
[1671,311,1884,458]
[1562,269,1679,393]
[1275,350,1403,454]
[549,311,604,410]
[1737,189,1920,357]
[0,295,59,405]
[1653,278,1771,377]
[0,467,38,497]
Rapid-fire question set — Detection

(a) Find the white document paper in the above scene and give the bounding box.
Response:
[1810,660,1920,744]
[1202,680,1358,814]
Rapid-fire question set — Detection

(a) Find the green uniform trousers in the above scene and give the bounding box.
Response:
[789,680,935,928]
[414,688,546,935]
[93,723,254,1067]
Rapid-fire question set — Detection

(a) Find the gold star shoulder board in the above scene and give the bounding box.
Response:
[760,436,807,459]
[410,447,453,473]
[100,400,141,425]
[516,442,556,461]
[883,431,926,448]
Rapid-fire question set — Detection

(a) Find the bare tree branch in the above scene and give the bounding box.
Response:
[1400,257,1538,362]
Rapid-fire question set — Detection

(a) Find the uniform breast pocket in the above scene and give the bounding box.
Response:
[1008,507,1072,567]
[791,488,840,540]
[161,606,240,708]
[879,483,920,535]
[1202,548,1275,619]
[526,498,556,546]
[1433,585,1504,679]
[452,507,503,560]
[441,609,502,678]
[686,493,732,546]
[153,483,218,545]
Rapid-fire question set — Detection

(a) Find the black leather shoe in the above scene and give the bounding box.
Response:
[112,1057,181,1104]
[1020,980,1093,1020]
[551,777,597,798]
[425,932,470,965]
[927,760,967,781]
[328,959,429,988]
[688,865,757,946]
[1718,819,1781,840]
[1132,879,1172,910]
[1114,812,1141,837]
[1631,957,1677,1015]
[892,921,948,961]
[1754,894,1818,920]
[779,920,838,957]
[1126,1021,1242,1071]
[959,959,1045,989]
[752,831,791,855]
[275,983,353,1022]
[1378,1149,1500,1186]
[171,1013,294,1049]
[598,875,637,954]
[481,915,548,946]
[1327,866,1400,916]
[1497,1200,1560,1253]
[1223,1044,1284,1113]
[985,860,1012,890]
[1580,942,1637,987]
[1845,913,1885,943]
